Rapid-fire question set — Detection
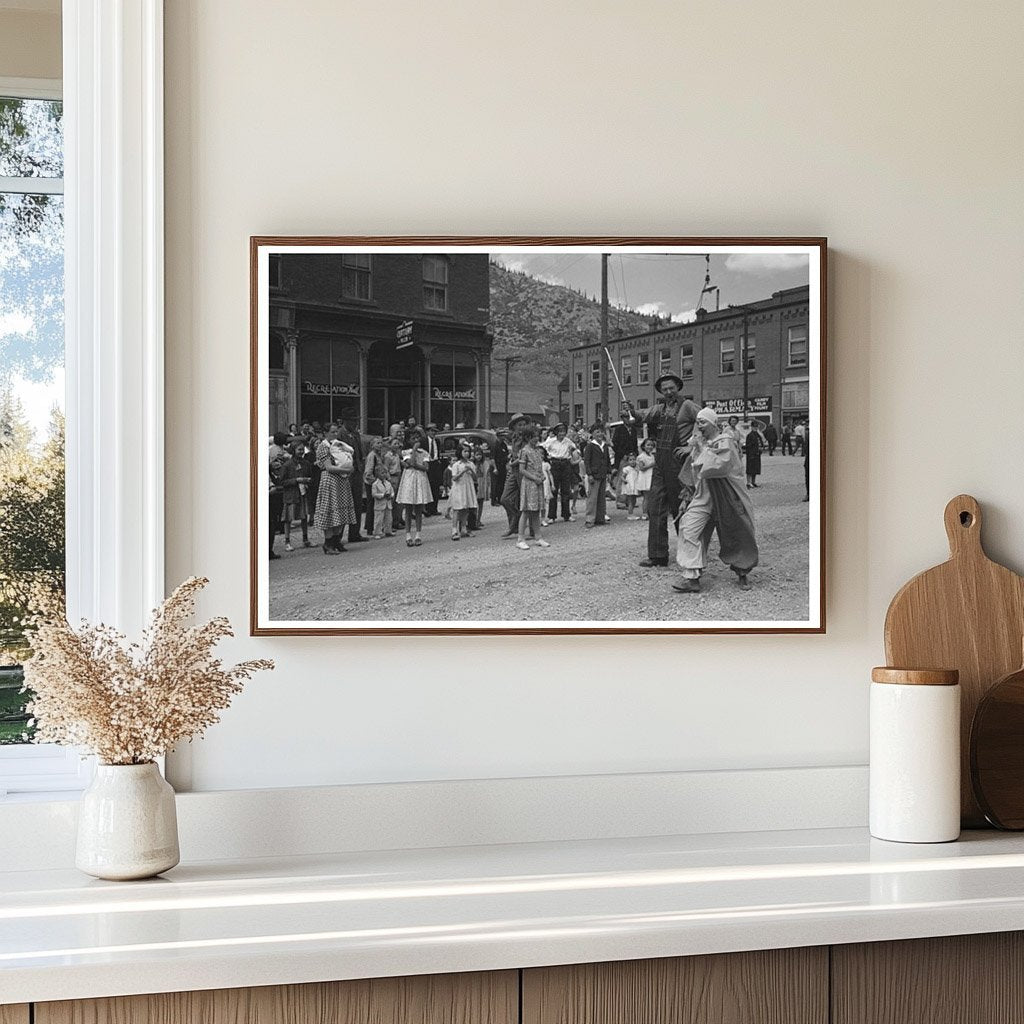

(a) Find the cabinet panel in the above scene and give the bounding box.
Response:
[523,948,828,1024]
[0,1007,30,1024]
[832,932,1024,1024]
[36,970,518,1024]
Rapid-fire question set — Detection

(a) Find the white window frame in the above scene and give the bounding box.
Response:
[589,360,599,390]
[742,332,756,372]
[788,324,808,367]
[620,355,632,386]
[0,1,165,797]
[680,342,694,380]
[720,338,736,375]
[637,352,649,384]
[574,371,583,392]
[658,348,671,376]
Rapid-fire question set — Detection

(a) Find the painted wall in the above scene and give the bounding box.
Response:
[164,1,1024,792]
[0,8,61,81]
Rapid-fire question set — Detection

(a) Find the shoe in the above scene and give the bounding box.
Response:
[569,515,577,522]
[414,536,423,546]
[321,544,337,556]
[452,534,460,541]
[541,520,550,527]
[584,522,594,528]
[672,578,701,593]
[501,530,517,539]
[284,542,294,551]
[736,573,751,591]
[302,540,312,548]
[372,534,382,540]
[535,539,550,548]
[641,514,648,521]
[385,532,395,537]
[639,558,667,567]
[335,545,347,553]
[406,537,414,547]
[516,540,530,550]
[349,535,369,543]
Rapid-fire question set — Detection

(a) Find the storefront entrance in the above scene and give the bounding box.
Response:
[366,341,425,437]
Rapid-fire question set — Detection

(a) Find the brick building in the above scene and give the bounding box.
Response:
[268,253,493,435]
[567,285,810,429]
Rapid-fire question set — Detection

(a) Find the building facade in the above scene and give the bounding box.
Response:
[268,253,492,435]
[567,286,810,429]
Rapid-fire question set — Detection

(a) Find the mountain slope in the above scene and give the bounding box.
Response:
[488,261,664,417]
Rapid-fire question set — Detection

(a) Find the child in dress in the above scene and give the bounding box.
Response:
[370,462,395,539]
[636,438,656,521]
[448,444,478,540]
[540,449,555,527]
[517,428,550,551]
[619,453,641,520]
[396,429,432,546]
[278,443,312,550]
[385,437,405,530]
[474,444,494,526]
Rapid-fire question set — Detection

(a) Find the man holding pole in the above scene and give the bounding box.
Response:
[623,374,700,567]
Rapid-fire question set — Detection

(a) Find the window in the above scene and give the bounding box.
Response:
[341,253,371,300]
[620,356,632,386]
[720,339,736,374]
[422,256,448,311]
[573,403,583,422]
[680,343,694,379]
[659,348,671,376]
[788,325,808,367]
[637,352,649,384]
[0,91,65,752]
[742,333,756,372]
[637,397,650,411]
[590,360,600,390]
[782,381,810,409]
[574,371,583,392]
[594,402,602,421]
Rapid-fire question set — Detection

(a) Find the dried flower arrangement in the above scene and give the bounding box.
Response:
[22,577,273,765]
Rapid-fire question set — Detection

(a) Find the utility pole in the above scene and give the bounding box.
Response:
[503,355,519,423]
[600,254,609,424]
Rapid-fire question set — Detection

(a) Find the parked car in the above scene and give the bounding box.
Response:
[435,429,499,457]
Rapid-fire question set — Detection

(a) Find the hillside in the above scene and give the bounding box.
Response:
[488,261,665,420]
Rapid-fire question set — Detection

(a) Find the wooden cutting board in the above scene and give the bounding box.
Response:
[884,494,1024,827]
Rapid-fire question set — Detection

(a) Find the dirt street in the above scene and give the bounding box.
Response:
[268,455,811,624]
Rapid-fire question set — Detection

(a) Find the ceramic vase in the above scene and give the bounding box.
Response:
[76,762,180,880]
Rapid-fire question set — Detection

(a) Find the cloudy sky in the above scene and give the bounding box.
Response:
[491,251,809,323]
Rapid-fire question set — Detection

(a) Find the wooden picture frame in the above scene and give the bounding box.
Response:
[251,237,827,635]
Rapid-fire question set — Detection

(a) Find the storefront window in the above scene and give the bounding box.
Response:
[299,335,361,426]
[429,348,477,428]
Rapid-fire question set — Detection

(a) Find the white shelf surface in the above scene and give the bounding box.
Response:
[4,827,1024,1004]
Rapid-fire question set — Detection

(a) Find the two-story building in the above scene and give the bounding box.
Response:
[267,252,493,435]
[567,286,810,430]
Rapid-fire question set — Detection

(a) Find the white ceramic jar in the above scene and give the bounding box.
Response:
[870,667,961,843]
[76,762,180,880]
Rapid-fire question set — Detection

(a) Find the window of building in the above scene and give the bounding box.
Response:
[659,348,671,376]
[620,356,633,386]
[594,402,602,421]
[269,254,282,289]
[0,90,65,754]
[720,339,736,374]
[742,333,756,372]
[341,253,371,300]
[573,403,583,422]
[788,325,808,367]
[574,371,583,392]
[637,397,650,411]
[422,256,448,311]
[782,380,810,409]
[680,343,694,379]
[590,360,600,390]
[637,352,650,384]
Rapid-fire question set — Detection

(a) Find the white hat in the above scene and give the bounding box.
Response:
[696,407,718,425]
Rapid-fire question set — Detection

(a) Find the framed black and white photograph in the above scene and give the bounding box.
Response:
[251,237,826,635]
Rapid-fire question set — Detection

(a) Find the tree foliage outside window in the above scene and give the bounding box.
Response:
[0,95,65,745]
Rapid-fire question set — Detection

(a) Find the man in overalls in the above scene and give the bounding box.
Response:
[624,374,700,567]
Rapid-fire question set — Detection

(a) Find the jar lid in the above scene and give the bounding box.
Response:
[871,667,959,686]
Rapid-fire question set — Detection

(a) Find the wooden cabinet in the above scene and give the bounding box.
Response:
[832,932,1024,1024]
[34,971,518,1024]
[522,948,828,1024]
[0,1007,29,1024]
